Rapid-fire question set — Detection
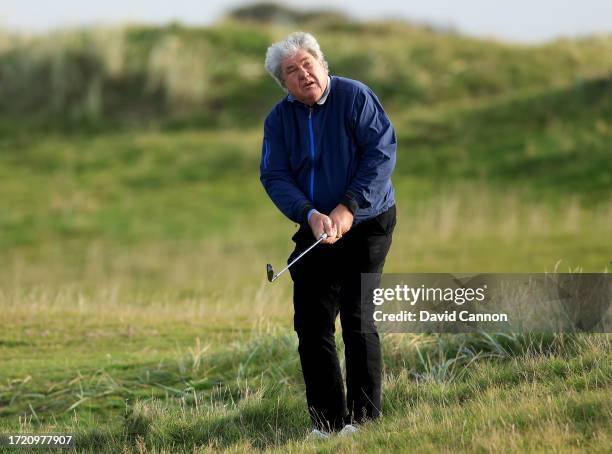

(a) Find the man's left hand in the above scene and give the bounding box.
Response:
[329,204,354,239]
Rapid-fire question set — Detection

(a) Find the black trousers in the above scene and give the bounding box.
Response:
[288,205,396,431]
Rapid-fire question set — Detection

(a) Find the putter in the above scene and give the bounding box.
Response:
[267,233,328,282]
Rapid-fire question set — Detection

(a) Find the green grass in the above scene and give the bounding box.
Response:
[1,305,609,453]
[1,18,612,132]
[393,76,612,198]
[1,89,610,454]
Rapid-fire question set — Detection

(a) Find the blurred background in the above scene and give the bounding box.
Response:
[0,0,611,299]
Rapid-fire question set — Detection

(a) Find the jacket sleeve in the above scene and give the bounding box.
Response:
[260,111,314,225]
[342,87,396,212]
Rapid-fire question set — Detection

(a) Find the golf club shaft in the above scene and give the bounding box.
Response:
[272,233,327,281]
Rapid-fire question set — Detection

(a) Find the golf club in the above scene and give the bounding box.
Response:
[267,233,328,282]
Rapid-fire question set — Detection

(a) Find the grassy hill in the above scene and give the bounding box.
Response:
[1,19,612,131]
[0,10,611,453]
[393,75,612,198]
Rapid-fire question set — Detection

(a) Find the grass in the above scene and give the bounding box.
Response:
[1,18,612,132]
[393,76,612,199]
[1,124,610,453]
[1,100,610,454]
[0,209,610,452]
[2,298,609,453]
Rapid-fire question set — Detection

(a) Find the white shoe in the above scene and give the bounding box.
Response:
[307,428,330,440]
[338,424,359,437]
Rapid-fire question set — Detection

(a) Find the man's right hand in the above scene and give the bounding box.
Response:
[308,211,338,244]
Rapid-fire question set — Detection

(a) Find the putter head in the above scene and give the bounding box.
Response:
[266,264,274,282]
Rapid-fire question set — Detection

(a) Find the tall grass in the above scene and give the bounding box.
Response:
[1,183,610,301]
[3,312,608,452]
[2,20,612,130]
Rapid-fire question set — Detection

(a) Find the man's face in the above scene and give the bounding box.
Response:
[281,49,328,105]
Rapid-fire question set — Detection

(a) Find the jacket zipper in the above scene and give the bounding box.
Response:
[308,107,315,202]
[263,139,270,169]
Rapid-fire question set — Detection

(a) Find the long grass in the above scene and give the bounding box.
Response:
[3,313,608,452]
[2,19,612,130]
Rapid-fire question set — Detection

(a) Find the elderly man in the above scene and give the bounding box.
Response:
[260,32,396,437]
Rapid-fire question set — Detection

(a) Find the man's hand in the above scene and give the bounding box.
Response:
[329,204,354,239]
[308,211,338,244]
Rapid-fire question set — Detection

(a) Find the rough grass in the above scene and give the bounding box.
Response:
[2,297,609,453]
[1,18,612,131]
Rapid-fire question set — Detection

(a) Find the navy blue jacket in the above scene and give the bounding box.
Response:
[260,76,396,226]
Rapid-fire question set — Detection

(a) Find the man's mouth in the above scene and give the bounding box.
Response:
[303,81,316,89]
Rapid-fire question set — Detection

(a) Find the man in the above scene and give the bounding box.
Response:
[260,32,396,437]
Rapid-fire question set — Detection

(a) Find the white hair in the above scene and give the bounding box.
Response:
[265,32,329,92]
